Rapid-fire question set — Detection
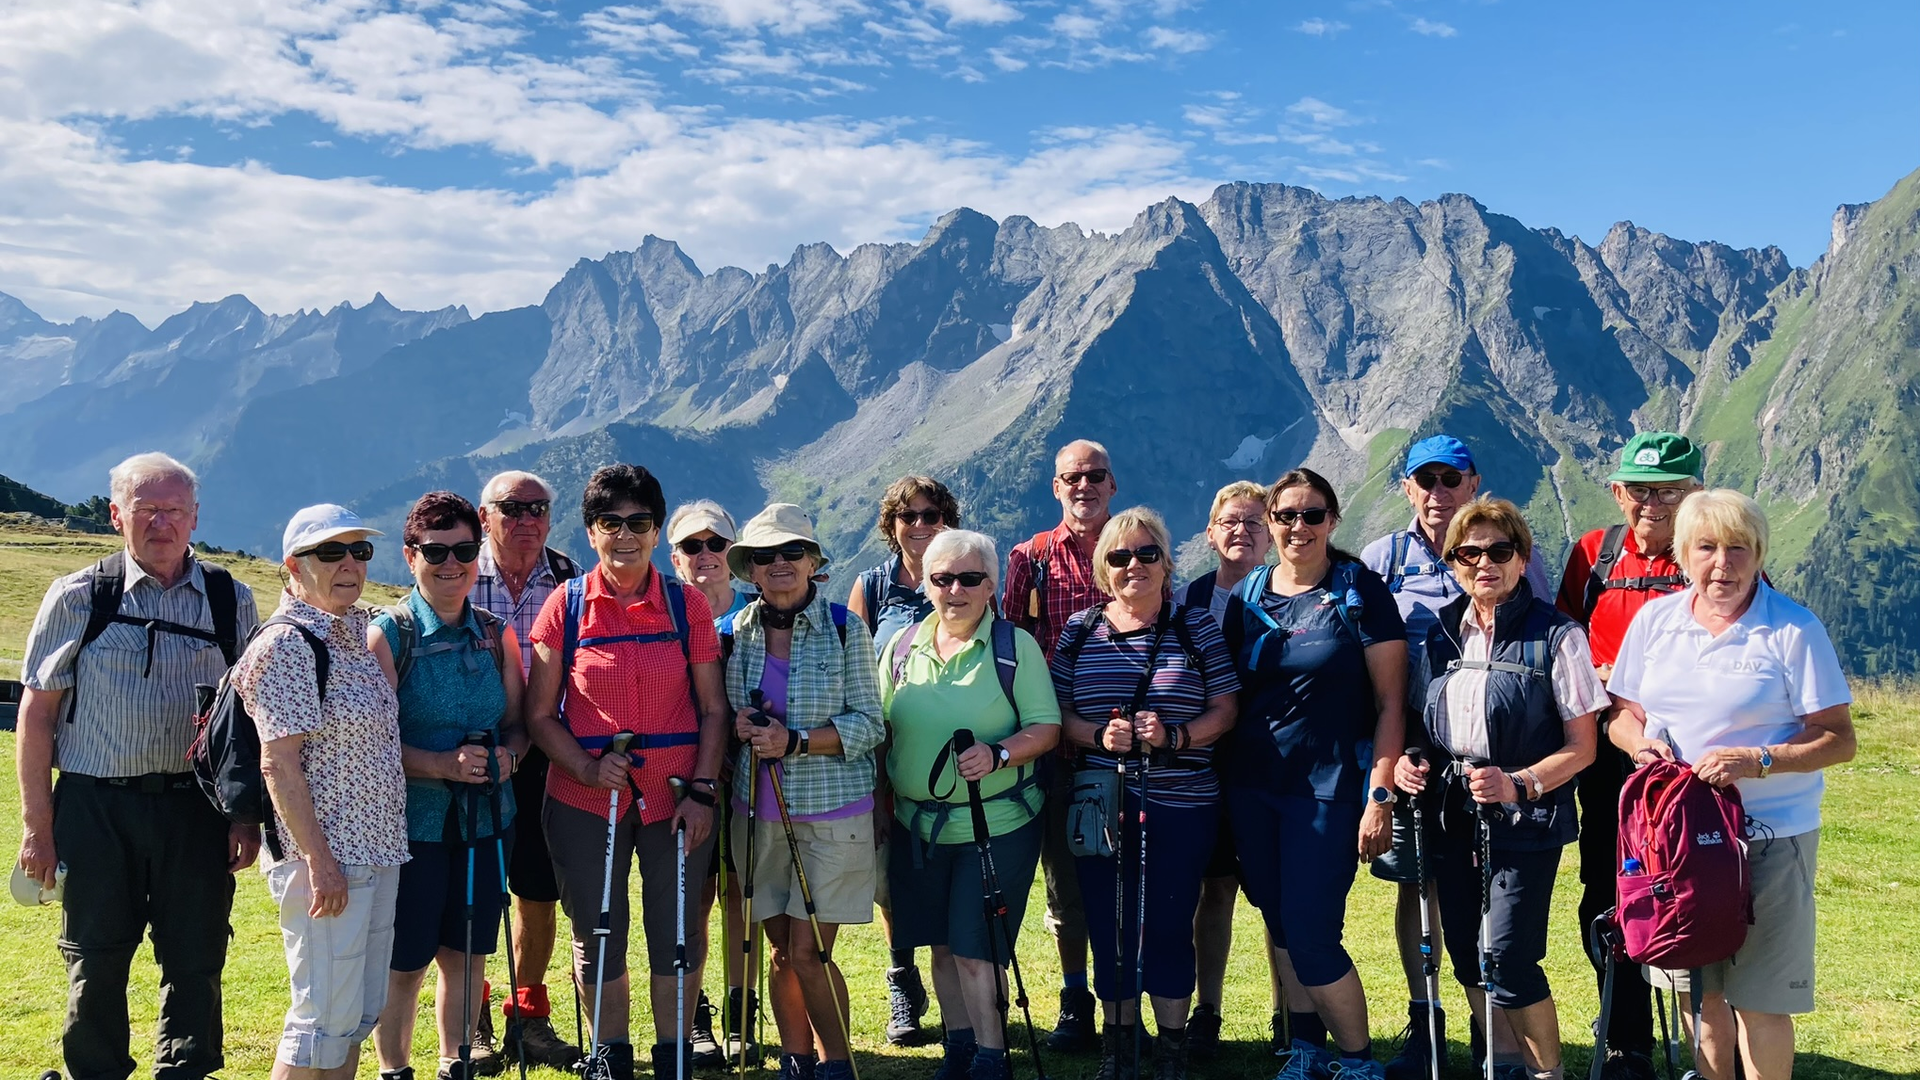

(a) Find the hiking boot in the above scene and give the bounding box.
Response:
[1046,986,1098,1053]
[1330,1059,1385,1080]
[506,1013,582,1069]
[1384,1004,1447,1080]
[778,1053,819,1080]
[1153,1028,1189,1080]
[1093,1023,1138,1080]
[1493,1064,1529,1080]
[970,1049,1013,1080]
[1186,1004,1221,1062]
[1272,1039,1330,1080]
[816,1058,856,1080]
[691,992,726,1068]
[606,1041,637,1080]
[654,1041,699,1080]
[437,1050,502,1080]
[1601,1051,1657,1080]
[725,987,764,1066]
[1271,1013,1290,1057]
[380,1069,416,1080]
[933,1029,979,1080]
[888,965,932,1045]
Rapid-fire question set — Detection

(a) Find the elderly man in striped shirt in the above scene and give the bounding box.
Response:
[15,452,261,1080]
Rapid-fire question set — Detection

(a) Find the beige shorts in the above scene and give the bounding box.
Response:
[731,812,876,926]
[1649,830,1818,1015]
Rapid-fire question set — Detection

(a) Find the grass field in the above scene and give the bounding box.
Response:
[0,524,1914,1078]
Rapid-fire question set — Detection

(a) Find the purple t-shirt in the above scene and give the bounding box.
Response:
[735,655,871,822]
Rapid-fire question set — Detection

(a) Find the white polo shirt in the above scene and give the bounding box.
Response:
[1609,582,1851,838]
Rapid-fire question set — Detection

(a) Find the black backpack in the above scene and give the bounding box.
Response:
[190,616,329,860]
[67,552,239,722]
[1579,524,1687,626]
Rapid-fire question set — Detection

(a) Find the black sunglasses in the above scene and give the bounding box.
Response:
[410,540,481,565]
[894,508,946,527]
[748,542,812,566]
[676,536,730,556]
[300,540,375,563]
[1058,468,1110,487]
[1269,508,1331,526]
[592,513,655,536]
[1104,545,1164,568]
[1448,542,1519,566]
[1412,470,1466,491]
[491,499,550,519]
[929,571,990,588]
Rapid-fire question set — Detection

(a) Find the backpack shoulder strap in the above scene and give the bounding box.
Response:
[887,622,917,689]
[561,575,586,681]
[1061,603,1103,667]
[664,580,693,662]
[718,608,738,663]
[830,602,850,648]
[473,607,507,673]
[79,552,127,653]
[258,614,331,700]
[861,564,887,630]
[1170,604,1204,667]
[1328,559,1366,645]
[1387,531,1411,593]
[1582,524,1630,625]
[199,562,240,665]
[547,548,580,582]
[990,616,1022,726]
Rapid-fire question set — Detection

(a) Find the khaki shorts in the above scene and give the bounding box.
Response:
[732,812,876,926]
[1649,830,1818,1015]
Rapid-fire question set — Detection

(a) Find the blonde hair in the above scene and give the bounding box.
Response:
[1443,496,1535,562]
[1209,480,1268,522]
[1092,506,1173,596]
[1673,488,1768,570]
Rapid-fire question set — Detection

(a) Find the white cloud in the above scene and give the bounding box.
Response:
[924,0,1023,26]
[1409,17,1457,37]
[1050,13,1103,39]
[1143,25,1210,52]
[1294,18,1348,36]
[656,0,870,34]
[1285,96,1358,128]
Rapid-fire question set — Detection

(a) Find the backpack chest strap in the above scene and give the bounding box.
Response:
[1606,574,1687,592]
[1446,658,1545,678]
[577,630,683,649]
[575,730,701,752]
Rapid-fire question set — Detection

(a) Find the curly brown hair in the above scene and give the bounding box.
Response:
[403,491,481,547]
[876,475,961,554]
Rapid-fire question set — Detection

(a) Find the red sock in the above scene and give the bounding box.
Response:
[506,984,553,1019]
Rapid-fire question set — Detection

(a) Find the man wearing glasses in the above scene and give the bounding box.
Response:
[1552,432,1701,1080]
[1360,434,1548,1080]
[1000,438,1117,1053]
[472,469,584,1070]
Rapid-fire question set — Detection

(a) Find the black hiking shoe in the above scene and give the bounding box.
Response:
[1046,986,1098,1053]
[887,965,932,1045]
[1186,1004,1222,1062]
[691,992,726,1068]
[1384,1003,1447,1080]
[1153,1028,1189,1080]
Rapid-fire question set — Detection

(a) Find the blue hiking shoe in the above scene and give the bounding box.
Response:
[933,1032,978,1080]
[1273,1040,1331,1080]
[1330,1058,1385,1080]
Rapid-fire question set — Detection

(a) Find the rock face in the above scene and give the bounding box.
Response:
[11,166,1920,671]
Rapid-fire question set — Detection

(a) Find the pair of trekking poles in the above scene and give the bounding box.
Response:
[1107,708,1150,1080]
[1399,747,1501,1080]
[452,730,529,1080]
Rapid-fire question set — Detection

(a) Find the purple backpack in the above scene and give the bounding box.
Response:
[1614,759,1754,970]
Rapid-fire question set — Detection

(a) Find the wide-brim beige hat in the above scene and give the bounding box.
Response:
[727,503,828,581]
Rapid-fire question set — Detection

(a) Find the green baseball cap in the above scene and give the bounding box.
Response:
[1607,432,1702,483]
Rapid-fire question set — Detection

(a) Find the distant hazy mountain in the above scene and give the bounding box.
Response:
[5,166,1917,672]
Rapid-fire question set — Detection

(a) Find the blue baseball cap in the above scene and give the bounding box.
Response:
[1405,435,1474,475]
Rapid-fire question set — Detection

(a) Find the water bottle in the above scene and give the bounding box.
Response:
[1622,857,1642,875]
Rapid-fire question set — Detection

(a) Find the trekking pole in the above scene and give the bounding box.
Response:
[1107,707,1129,1064]
[458,731,488,1078]
[746,694,862,1080]
[738,737,760,1080]
[951,730,1049,1080]
[1474,783,1495,1080]
[1131,714,1150,1080]
[670,776,691,1080]
[583,731,638,1080]
[485,733,529,1080]
[1406,747,1441,1080]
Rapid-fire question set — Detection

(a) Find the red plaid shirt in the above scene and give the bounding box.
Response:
[530,566,719,823]
[1002,522,1105,663]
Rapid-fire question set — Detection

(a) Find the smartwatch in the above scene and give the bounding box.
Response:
[1368,785,1397,806]
[799,729,812,757]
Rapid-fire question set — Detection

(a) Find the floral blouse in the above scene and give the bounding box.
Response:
[233,592,409,869]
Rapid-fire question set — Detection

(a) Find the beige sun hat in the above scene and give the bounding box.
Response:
[726,503,829,581]
[667,501,738,545]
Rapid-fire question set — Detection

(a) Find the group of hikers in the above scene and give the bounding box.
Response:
[12,431,1855,1080]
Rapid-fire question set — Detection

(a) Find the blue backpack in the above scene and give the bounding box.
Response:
[557,574,700,753]
[1229,559,1367,673]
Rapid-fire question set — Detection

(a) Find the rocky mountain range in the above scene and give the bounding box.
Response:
[4,165,1916,673]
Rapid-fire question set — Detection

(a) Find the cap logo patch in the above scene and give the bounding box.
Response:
[1634,448,1661,465]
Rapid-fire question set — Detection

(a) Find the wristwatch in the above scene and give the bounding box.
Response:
[1757,746,1773,778]
[991,743,1012,772]
[1368,785,1397,806]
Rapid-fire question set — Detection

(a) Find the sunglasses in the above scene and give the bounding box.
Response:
[894,508,946,527]
[300,540,375,563]
[491,499,550,519]
[592,513,655,536]
[1622,484,1692,506]
[1413,470,1466,491]
[929,571,990,588]
[1447,542,1519,566]
[1104,545,1164,568]
[410,540,481,565]
[748,542,812,566]
[1269,508,1331,527]
[676,536,730,556]
[1057,468,1110,487]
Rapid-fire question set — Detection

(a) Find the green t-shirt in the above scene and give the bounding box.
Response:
[880,611,1061,843]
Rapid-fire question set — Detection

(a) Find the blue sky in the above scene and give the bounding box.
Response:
[3,0,1917,323]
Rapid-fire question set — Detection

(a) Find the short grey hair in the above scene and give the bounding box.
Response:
[924,529,999,586]
[481,469,557,504]
[109,452,199,507]
[1054,439,1111,471]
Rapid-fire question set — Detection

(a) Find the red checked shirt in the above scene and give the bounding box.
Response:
[1002,522,1105,663]
[530,565,719,824]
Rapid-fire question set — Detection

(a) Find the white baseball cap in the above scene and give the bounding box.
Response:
[282,503,383,561]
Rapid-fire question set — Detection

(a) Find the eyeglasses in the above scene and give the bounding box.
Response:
[299,540,375,563]
[592,513,655,536]
[748,542,812,566]
[491,499,550,519]
[929,571,991,588]
[1104,545,1164,568]
[1269,508,1331,527]
[410,541,481,565]
[1057,469,1110,487]
[1212,516,1266,532]
[1622,484,1693,506]
[676,536,730,556]
[1412,470,1466,491]
[1447,542,1519,566]
[894,509,946,527]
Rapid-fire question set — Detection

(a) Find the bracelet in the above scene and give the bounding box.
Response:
[785,728,801,757]
[1522,768,1544,800]
[1507,772,1530,802]
[691,777,719,791]
[506,748,519,775]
